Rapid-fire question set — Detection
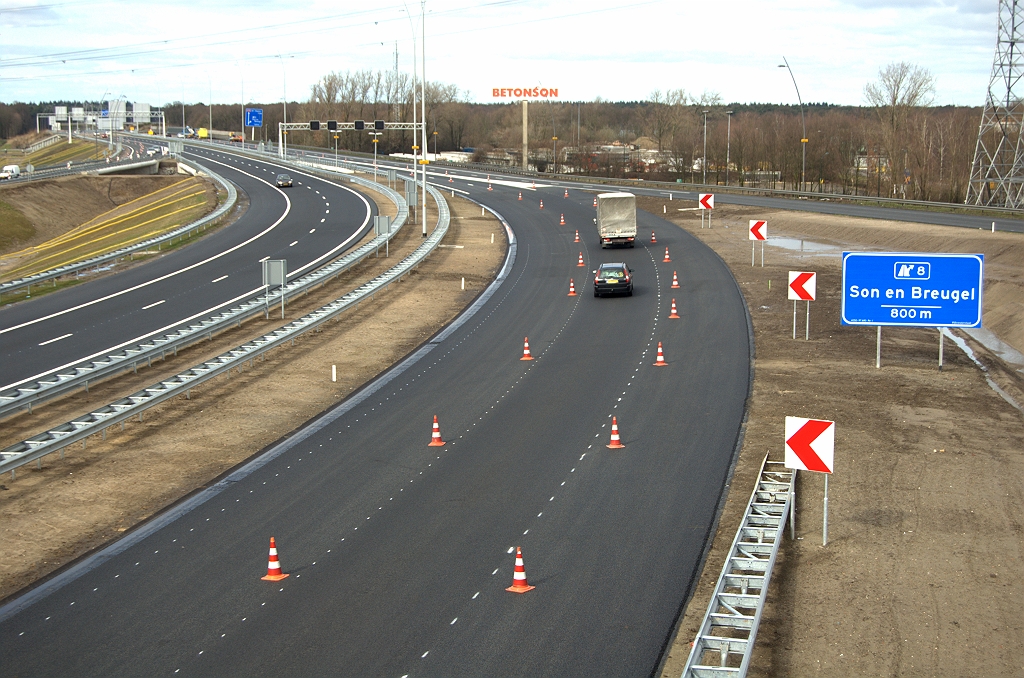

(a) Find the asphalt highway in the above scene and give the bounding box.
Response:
[0,177,753,676]
[0,148,375,391]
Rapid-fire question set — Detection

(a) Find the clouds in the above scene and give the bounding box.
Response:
[0,0,1002,106]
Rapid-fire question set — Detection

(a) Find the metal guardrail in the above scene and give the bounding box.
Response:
[0,171,406,421]
[0,157,237,298]
[681,455,794,678]
[0,179,448,477]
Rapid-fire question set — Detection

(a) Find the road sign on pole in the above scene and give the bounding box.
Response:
[749,219,767,266]
[789,271,817,340]
[699,193,714,229]
[785,416,835,546]
[245,108,264,128]
[841,252,983,327]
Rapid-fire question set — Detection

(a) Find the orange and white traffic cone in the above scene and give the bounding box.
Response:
[428,415,445,446]
[505,546,536,593]
[663,247,671,262]
[568,278,577,296]
[539,200,544,210]
[577,252,585,267]
[518,191,522,201]
[669,299,681,319]
[449,173,453,183]
[261,537,289,581]
[574,230,580,242]
[651,231,657,243]
[606,416,625,449]
[654,342,668,366]
[593,197,597,207]
[671,271,680,289]
[532,180,536,189]
[487,183,493,191]
[564,189,568,198]
[559,213,565,225]
[521,337,534,360]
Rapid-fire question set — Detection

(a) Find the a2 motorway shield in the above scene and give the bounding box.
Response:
[841,252,983,327]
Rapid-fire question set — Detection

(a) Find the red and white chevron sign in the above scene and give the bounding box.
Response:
[788,271,816,301]
[698,193,714,209]
[785,416,834,473]
[748,220,767,241]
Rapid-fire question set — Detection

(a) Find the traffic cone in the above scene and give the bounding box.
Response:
[532,180,536,189]
[663,247,671,262]
[654,342,668,366]
[651,231,657,243]
[518,191,522,201]
[505,547,536,593]
[560,213,565,225]
[487,183,493,191]
[671,271,680,289]
[593,197,597,207]
[539,200,544,210]
[261,537,289,581]
[606,416,625,448]
[577,252,585,267]
[521,337,534,360]
[568,278,577,296]
[449,175,453,183]
[574,230,580,242]
[669,299,680,319]
[428,415,445,446]
[564,189,568,198]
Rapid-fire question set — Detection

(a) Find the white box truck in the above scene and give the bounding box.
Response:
[0,164,21,180]
[597,192,637,248]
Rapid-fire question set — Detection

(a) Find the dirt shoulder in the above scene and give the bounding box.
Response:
[0,186,506,603]
[653,198,1024,677]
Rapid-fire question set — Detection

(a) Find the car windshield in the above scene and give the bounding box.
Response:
[278,175,290,181]
[600,267,625,278]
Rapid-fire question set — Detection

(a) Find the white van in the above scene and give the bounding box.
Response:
[0,164,20,180]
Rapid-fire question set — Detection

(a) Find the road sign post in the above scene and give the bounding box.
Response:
[788,271,816,339]
[699,193,714,228]
[785,416,835,545]
[749,220,767,266]
[262,259,286,319]
[842,252,983,368]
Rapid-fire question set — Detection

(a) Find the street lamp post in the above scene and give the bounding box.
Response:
[778,57,807,192]
[701,110,709,185]
[725,110,734,186]
[552,136,558,174]
[370,131,382,181]
[277,55,291,158]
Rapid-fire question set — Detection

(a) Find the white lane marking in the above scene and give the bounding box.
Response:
[142,300,165,310]
[0,164,292,340]
[289,241,298,247]
[325,209,329,214]
[4,286,262,392]
[320,218,325,223]
[309,229,316,233]
[211,275,229,283]
[259,256,270,262]
[38,333,73,346]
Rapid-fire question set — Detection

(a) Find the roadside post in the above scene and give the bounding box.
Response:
[263,259,287,319]
[841,253,984,368]
[699,193,714,228]
[749,220,767,266]
[785,416,835,546]
[374,215,392,258]
[788,271,816,339]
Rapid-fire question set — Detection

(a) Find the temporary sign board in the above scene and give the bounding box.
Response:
[785,416,834,474]
[788,271,816,301]
[841,252,983,327]
[698,193,714,209]
[749,219,767,241]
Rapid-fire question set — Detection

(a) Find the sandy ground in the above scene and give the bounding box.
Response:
[0,185,506,603]
[652,198,1024,677]
[0,175,208,256]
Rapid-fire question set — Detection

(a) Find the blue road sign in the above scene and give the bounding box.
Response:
[841,252,983,327]
[245,108,263,127]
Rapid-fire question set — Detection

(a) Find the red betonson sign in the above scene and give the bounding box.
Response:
[699,193,714,209]
[788,271,817,301]
[492,87,559,98]
[749,219,767,241]
[785,417,835,474]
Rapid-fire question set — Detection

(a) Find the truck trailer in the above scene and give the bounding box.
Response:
[597,192,637,248]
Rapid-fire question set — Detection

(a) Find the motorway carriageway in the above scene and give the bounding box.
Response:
[0,173,752,676]
[0,147,376,392]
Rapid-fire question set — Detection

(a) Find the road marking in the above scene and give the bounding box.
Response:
[38,333,73,346]
[321,218,326,223]
[142,300,165,309]
[309,228,316,233]
[211,275,228,283]
[289,241,298,247]
[259,256,270,262]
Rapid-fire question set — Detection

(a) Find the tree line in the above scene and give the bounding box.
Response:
[0,62,980,203]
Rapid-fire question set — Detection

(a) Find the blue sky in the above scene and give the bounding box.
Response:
[0,0,1001,107]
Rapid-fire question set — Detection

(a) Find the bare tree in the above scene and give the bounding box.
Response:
[864,62,935,196]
